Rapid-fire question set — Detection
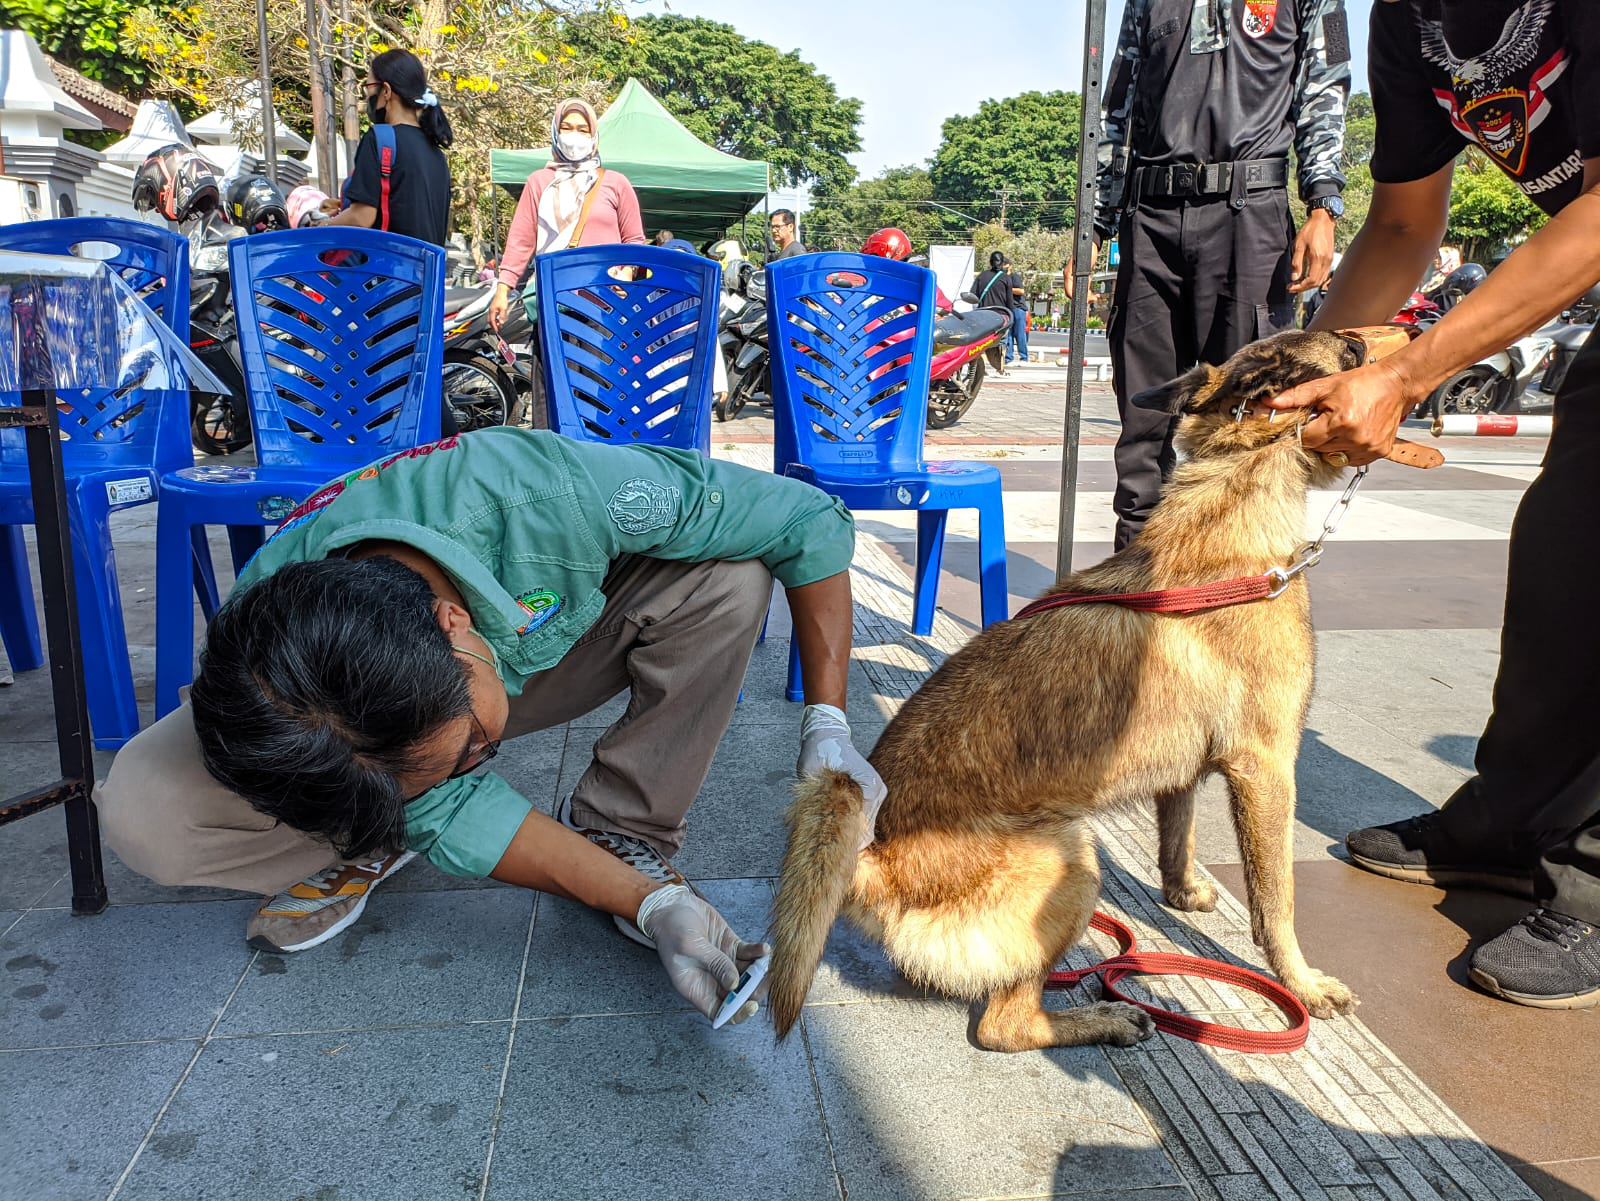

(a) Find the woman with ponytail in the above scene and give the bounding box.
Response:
[328,48,453,246]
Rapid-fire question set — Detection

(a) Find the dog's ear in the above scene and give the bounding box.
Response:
[1128,364,1223,416]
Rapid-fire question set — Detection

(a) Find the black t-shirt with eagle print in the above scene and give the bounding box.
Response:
[1369,0,1600,215]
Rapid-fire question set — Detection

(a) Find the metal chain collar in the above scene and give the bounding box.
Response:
[1265,466,1369,597]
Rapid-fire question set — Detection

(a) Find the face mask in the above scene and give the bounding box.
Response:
[556,131,595,161]
[366,89,387,124]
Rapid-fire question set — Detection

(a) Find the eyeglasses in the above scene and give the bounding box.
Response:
[361,80,383,93]
[447,710,500,782]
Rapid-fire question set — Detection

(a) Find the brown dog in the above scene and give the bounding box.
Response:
[769,329,1382,1052]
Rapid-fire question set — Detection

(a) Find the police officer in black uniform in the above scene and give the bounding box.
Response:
[1084,0,1352,549]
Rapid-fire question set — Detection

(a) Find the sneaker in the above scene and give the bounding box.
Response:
[246,850,416,954]
[1344,811,1536,897]
[1469,908,1600,1009]
[554,794,689,948]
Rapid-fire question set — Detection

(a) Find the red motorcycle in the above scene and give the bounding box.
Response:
[862,228,1010,428]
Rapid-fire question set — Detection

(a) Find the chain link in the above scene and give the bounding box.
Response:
[1266,466,1369,597]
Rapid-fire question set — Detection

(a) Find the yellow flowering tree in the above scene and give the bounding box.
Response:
[122,0,629,246]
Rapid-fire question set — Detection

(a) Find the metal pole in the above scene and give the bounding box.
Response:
[256,0,278,183]
[1057,0,1106,580]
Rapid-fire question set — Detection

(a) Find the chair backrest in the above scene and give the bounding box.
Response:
[766,252,935,480]
[536,244,718,453]
[0,217,191,472]
[230,227,443,469]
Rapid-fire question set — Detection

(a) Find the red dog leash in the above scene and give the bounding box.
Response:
[1048,913,1310,1054]
[1012,572,1284,619]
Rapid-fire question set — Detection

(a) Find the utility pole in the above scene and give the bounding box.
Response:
[993,187,1016,228]
[255,0,277,184]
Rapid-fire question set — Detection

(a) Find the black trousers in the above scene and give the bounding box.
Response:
[1439,336,1600,924]
[1108,188,1297,549]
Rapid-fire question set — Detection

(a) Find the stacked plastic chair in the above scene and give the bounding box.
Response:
[765,252,1008,701]
[0,217,218,747]
[154,227,445,716]
[536,244,719,452]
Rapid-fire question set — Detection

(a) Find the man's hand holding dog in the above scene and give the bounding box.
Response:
[798,703,886,851]
[1266,358,1420,466]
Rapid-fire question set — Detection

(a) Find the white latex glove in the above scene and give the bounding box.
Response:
[797,703,887,851]
[635,884,770,1026]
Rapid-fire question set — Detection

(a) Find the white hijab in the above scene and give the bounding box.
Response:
[536,99,602,254]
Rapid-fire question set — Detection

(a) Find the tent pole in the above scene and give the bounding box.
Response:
[1058,0,1106,581]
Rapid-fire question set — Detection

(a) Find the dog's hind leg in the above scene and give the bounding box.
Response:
[976,978,1156,1052]
[1156,786,1218,912]
[1221,751,1358,1019]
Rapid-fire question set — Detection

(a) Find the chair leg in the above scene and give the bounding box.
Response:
[226,525,265,577]
[912,508,949,636]
[155,511,200,719]
[66,492,140,749]
[191,527,221,621]
[0,524,45,672]
[976,491,1010,628]
[786,631,804,703]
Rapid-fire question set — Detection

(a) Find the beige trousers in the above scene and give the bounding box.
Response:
[97,556,774,895]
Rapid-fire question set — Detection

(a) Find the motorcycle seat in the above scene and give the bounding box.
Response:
[933,307,1006,351]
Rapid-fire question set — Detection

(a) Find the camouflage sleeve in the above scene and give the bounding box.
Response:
[1093,0,1145,239]
[1291,0,1353,203]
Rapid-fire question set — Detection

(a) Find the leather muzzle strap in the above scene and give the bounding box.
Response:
[1332,323,1445,469]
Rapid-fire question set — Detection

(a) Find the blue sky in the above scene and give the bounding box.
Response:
[637,1,1374,180]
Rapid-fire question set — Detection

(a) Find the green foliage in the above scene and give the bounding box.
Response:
[2,0,153,92]
[1446,148,1547,261]
[929,90,1082,230]
[804,165,950,252]
[578,14,861,193]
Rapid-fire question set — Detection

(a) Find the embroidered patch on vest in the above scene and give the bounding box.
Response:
[607,477,681,535]
[1242,0,1277,39]
[515,589,563,635]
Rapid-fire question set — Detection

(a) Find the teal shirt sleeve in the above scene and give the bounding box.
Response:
[403,771,533,878]
[558,440,856,588]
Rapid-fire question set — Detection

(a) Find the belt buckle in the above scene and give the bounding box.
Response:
[1173,165,1197,195]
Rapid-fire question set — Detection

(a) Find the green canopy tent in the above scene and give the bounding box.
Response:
[490,79,770,247]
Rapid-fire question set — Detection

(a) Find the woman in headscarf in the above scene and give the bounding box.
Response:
[488,98,645,334]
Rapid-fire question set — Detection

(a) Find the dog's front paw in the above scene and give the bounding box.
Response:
[1289,970,1359,1019]
[1162,879,1218,913]
[1091,1001,1158,1047]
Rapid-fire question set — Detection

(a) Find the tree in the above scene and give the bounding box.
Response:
[576,14,861,193]
[929,91,1082,230]
[1446,148,1547,262]
[2,0,155,93]
[803,165,954,252]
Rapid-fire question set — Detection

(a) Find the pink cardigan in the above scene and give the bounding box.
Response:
[496,167,647,289]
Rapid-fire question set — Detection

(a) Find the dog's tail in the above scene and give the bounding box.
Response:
[768,768,869,1039]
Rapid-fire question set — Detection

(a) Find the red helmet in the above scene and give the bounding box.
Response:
[861,227,912,261]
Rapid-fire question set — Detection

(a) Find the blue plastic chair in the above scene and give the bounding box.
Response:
[766,253,1007,701]
[154,227,445,716]
[0,218,220,747]
[536,244,719,452]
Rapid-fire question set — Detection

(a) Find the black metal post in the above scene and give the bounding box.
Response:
[1058,0,1108,581]
[0,278,109,915]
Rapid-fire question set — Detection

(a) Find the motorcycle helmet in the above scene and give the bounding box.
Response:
[861,227,913,261]
[286,184,333,229]
[225,175,290,233]
[1439,262,1487,307]
[133,145,221,224]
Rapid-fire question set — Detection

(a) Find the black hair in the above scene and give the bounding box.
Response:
[989,250,1006,270]
[189,557,473,859]
[771,209,795,228]
[370,48,454,150]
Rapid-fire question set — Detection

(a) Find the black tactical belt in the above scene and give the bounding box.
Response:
[1134,157,1288,200]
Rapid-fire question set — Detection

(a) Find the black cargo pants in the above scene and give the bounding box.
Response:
[1438,336,1600,924]
[1108,187,1297,549]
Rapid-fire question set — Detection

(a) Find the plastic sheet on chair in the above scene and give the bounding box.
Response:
[0,249,224,398]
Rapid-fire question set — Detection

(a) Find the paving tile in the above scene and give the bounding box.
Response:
[487,1010,833,1201]
[803,997,1181,1201]
[519,879,773,1019]
[0,901,254,1049]
[0,1039,197,1201]
[219,888,534,1036]
[116,1025,505,1200]
[1511,1158,1600,1201]
[0,803,69,910]
[801,911,931,1008]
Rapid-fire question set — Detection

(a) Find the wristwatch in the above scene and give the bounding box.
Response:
[1308,196,1345,220]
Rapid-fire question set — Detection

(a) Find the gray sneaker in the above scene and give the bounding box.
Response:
[554,795,689,947]
[246,851,416,954]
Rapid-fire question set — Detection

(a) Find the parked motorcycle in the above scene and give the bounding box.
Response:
[440,282,526,431]
[187,218,252,455]
[715,261,768,423]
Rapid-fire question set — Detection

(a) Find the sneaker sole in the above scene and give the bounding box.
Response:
[248,891,370,955]
[1345,853,1536,899]
[1468,966,1600,1009]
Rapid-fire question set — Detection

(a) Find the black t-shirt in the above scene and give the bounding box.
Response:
[973,268,1013,312]
[1370,0,1600,216]
[1006,272,1026,305]
[345,125,452,245]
